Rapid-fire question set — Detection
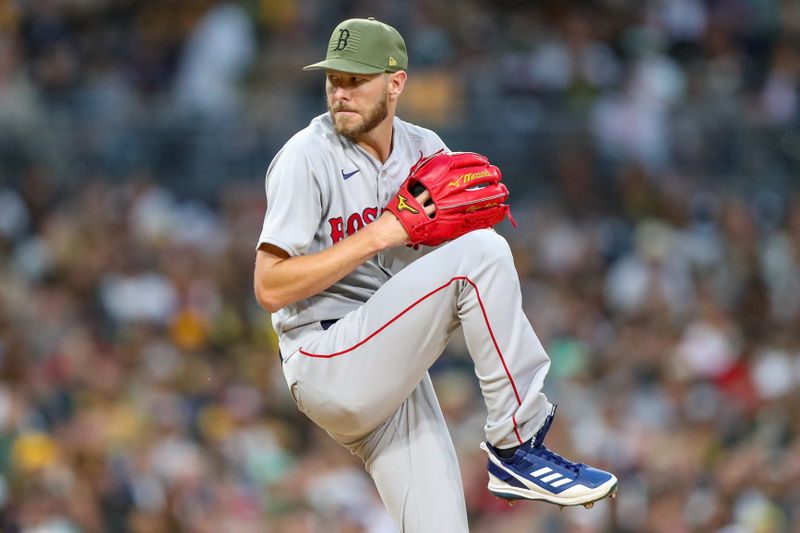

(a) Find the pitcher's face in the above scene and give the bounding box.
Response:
[326,71,390,139]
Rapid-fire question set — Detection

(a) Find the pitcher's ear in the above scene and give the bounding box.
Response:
[388,70,407,98]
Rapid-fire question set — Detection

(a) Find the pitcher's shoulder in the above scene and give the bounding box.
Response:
[274,114,340,165]
[393,117,447,153]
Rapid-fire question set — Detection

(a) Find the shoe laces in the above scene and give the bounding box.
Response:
[529,444,583,475]
[528,405,583,475]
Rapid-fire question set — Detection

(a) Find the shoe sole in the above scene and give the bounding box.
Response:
[488,475,618,509]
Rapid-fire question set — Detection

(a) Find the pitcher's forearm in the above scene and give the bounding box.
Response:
[255,215,404,311]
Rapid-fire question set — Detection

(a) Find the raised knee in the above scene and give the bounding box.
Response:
[458,229,512,262]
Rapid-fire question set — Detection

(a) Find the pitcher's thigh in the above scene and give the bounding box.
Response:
[291,284,463,438]
[287,230,512,440]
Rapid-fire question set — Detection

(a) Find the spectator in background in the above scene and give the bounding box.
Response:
[591,28,686,172]
[172,1,257,120]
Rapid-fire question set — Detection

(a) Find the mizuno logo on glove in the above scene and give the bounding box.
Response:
[449,170,491,187]
[396,195,419,214]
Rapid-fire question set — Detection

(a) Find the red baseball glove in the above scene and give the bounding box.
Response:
[386,151,516,246]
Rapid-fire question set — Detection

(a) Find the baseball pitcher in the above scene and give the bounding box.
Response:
[254,17,617,532]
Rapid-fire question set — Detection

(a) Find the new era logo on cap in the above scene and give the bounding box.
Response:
[303,17,408,75]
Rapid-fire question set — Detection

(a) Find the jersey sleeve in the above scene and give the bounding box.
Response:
[422,130,450,156]
[434,136,450,154]
[257,142,324,256]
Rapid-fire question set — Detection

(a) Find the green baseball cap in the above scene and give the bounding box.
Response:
[303,17,408,74]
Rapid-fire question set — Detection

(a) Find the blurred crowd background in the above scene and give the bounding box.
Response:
[1,0,799,532]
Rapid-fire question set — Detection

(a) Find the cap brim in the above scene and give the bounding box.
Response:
[302,58,388,74]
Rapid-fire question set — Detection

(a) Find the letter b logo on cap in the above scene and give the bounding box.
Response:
[334,29,350,51]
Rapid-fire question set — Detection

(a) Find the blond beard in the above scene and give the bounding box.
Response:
[329,90,389,140]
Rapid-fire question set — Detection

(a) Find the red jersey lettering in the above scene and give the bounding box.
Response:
[329,217,345,243]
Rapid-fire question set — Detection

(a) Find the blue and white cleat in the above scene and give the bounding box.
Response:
[480,407,618,509]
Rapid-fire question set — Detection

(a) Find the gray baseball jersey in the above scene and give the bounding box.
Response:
[259,112,447,356]
[258,112,553,532]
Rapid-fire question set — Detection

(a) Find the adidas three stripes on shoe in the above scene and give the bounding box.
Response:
[480,406,618,508]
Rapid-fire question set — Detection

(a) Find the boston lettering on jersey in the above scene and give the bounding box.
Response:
[329,206,379,243]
